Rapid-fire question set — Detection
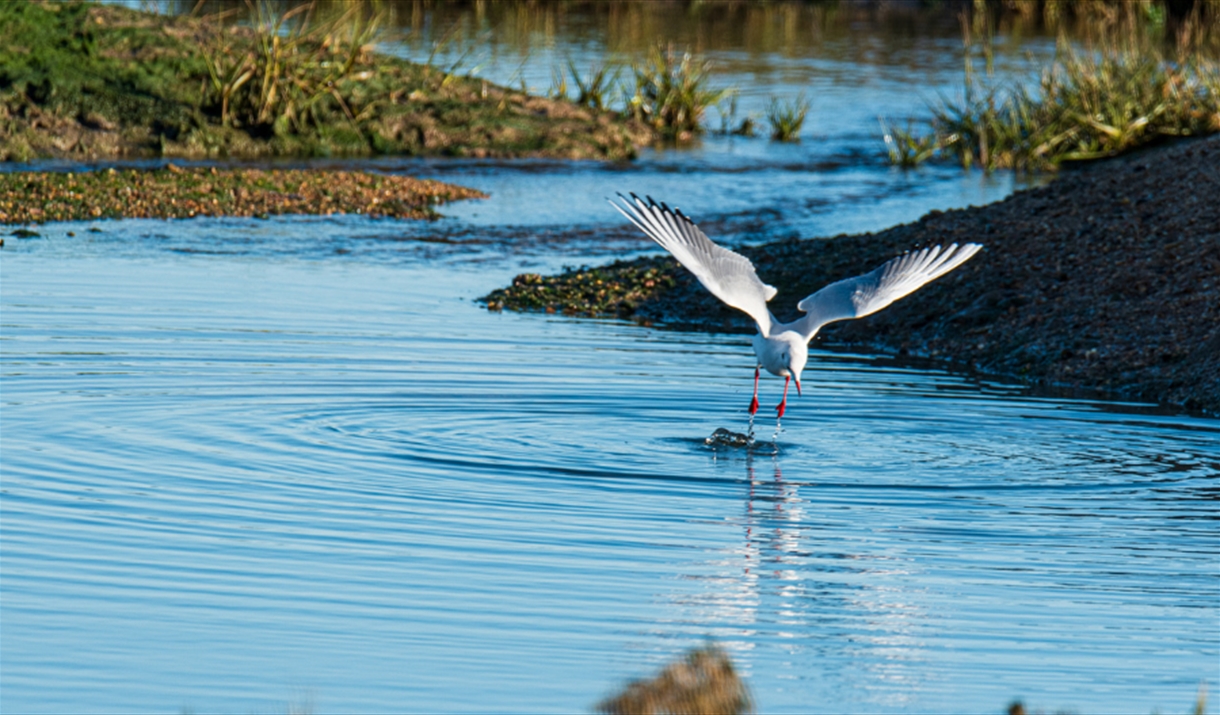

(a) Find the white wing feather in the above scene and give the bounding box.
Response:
[611,193,777,336]
[794,243,982,339]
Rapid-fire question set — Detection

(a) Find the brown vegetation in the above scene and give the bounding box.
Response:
[0,165,485,223]
[596,645,753,715]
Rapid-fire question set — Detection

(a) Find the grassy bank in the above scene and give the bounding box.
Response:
[884,5,1220,170]
[0,1,650,162]
[484,135,1220,414]
[0,165,485,224]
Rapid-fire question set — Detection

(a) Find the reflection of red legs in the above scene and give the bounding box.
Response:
[749,365,760,415]
[776,375,791,417]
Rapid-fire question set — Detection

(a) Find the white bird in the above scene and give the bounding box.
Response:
[610,193,982,417]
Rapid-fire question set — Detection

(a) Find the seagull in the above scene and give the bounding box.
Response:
[610,193,982,418]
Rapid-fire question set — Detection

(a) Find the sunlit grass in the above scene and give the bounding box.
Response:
[883,7,1220,171]
[879,117,939,166]
[765,93,810,141]
[625,44,734,139]
[200,0,386,135]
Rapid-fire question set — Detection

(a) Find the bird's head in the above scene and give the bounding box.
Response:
[777,334,807,396]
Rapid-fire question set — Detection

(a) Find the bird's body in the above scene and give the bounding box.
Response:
[610,193,982,417]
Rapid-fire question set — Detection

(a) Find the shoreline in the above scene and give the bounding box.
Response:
[0,164,485,224]
[0,2,650,163]
[484,136,1220,415]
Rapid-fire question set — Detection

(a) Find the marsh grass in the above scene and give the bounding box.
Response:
[765,93,810,141]
[885,8,1220,170]
[568,59,622,111]
[880,117,940,166]
[626,44,734,139]
[200,0,386,136]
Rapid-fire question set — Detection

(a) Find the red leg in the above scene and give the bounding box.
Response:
[749,365,760,415]
[776,375,790,417]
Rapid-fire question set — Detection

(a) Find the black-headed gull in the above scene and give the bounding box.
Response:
[611,193,982,417]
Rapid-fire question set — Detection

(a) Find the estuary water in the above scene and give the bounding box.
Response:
[4,3,1219,713]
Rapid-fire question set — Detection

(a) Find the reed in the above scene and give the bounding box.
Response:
[625,44,734,138]
[200,0,386,136]
[568,59,622,111]
[765,93,810,141]
[879,117,939,167]
[885,8,1219,171]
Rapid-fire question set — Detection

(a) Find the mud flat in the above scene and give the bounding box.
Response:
[485,136,1220,414]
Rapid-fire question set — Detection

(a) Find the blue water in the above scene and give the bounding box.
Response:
[3,5,1218,714]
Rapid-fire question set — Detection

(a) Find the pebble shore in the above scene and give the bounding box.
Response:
[0,165,486,224]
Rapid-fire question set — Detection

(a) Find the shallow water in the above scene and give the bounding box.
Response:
[3,218,1217,714]
[4,5,1219,714]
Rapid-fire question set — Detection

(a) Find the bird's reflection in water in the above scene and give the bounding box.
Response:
[678,451,932,706]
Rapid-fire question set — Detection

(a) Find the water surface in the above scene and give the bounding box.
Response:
[3,5,1218,713]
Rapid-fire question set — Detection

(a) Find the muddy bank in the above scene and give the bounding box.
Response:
[0,165,484,224]
[0,2,649,162]
[484,136,1220,414]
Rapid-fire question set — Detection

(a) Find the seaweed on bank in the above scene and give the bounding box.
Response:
[482,258,677,317]
[0,1,650,162]
[0,165,486,224]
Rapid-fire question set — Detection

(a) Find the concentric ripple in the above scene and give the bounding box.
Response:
[3,252,1216,714]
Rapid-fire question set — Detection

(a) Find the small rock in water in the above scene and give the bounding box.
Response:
[705,428,752,448]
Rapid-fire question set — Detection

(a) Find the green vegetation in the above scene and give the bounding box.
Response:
[880,117,939,167]
[765,93,810,142]
[198,1,385,135]
[0,1,649,161]
[559,58,623,111]
[625,44,735,140]
[883,6,1220,171]
[483,260,677,317]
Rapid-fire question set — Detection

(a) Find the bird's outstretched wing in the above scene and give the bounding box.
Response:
[610,193,777,336]
[794,243,982,340]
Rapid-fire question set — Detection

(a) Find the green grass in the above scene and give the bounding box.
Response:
[883,11,1220,171]
[880,117,939,166]
[199,0,385,138]
[0,0,648,161]
[625,44,734,139]
[765,93,810,142]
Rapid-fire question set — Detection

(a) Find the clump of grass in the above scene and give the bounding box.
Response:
[879,117,939,166]
[559,58,622,110]
[625,44,734,139]
[884,16,1220,171]
[716,95,757,136]
[595,645,753,715]
[765,93,810,141]
[941,42,1217,170]
[200,0,385,137]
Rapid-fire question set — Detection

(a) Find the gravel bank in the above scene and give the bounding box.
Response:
[486,136,1220,414]
[0,165,485,224]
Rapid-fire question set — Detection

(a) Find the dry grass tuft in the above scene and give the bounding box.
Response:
[595,645,753,715]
